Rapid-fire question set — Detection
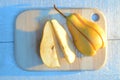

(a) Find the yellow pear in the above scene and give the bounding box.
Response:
[50,19,76,63]
[67,21,96,56]
[40,21,60,68]
[54,5,106,56]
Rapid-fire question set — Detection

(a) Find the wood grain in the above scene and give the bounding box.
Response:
[15,8,107,70]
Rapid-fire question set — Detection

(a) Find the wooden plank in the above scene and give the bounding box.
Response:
[0,43,14,68]
[0,43,77,75]
[15,9,107,70]
[1,40,120,75]
[0,74,119,80]
[0,25,13,42]
[106,40,120,73]
[0,5,30,42]
[0,0,120,43]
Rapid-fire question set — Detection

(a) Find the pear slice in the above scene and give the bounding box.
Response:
[40,21,60,68]
[51,19,76,63]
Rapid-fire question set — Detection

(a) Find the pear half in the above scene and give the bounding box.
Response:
[54,5,106,56]
[40,21,60,68]
[51,19,76,63]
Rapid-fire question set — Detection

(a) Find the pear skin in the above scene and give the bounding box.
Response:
[67,14,102,51]
[67,21,96,56]
[54,5,106,56]
[75,13,106,48]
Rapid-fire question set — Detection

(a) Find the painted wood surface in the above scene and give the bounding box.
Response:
[0,0,120,42]
[0,0,120,79]
[0,41,120,78]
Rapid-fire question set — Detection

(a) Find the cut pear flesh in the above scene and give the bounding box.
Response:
[40,21,60,68]
[51,19,76,63]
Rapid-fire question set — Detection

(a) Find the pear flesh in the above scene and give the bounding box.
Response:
[51,19,76,63]
[40,19,76,68]
[40,21,60,68]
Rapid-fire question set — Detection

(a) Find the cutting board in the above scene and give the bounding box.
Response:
[15,8,107,71]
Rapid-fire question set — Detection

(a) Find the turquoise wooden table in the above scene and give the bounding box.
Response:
[0,0,120,80]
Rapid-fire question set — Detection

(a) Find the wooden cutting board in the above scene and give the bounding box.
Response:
[15,8,107,71]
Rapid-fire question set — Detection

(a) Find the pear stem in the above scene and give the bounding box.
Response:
[54,4,67,19]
